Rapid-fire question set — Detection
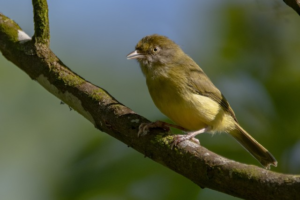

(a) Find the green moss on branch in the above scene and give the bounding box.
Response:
[32,0,50,45]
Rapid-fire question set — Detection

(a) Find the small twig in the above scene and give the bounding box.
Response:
[283,0,300,15]
[32,0,50,45]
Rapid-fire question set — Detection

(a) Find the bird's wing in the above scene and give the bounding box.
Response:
[187,67,238,122]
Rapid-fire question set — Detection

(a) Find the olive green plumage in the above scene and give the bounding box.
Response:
[127,34,277,169]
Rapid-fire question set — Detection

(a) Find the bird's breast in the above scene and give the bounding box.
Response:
[146,73,207,130]
[145,71,235,132]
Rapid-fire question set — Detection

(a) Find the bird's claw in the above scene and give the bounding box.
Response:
[171,135,200,149]
[138,123,150,137]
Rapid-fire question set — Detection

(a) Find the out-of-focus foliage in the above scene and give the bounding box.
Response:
[0,1,299,200]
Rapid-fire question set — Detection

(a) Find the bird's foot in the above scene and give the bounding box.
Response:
[138,121,171,137]
[171,127,210,148]
[171,134,200,148]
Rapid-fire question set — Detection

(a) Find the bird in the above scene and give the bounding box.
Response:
[127,34,277,169]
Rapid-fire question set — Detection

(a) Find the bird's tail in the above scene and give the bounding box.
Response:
[229,122,277,169]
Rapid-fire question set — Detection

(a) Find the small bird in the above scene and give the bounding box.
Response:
[127,34,277,169]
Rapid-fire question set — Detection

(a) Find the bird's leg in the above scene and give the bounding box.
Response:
[138,121,188,137]
[172,127,211,148]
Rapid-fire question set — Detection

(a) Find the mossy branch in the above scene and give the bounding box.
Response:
[1,2,300,200]
[32,0,50,45]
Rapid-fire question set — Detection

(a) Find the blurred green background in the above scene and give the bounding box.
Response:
[1,0,300,199]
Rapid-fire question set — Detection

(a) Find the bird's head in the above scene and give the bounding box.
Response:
[127,34,184,65]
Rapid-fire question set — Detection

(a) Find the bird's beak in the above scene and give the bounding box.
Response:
[127,50,144,60]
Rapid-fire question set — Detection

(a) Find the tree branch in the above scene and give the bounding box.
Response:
[32,0,50,45]
[0,3,300,200]
[283,0,300,15]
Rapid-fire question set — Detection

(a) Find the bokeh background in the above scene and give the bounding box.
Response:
[1,0,300,199]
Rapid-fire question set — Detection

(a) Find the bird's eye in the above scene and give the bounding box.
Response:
[153,47,159,52]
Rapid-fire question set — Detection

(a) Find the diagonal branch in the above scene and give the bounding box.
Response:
[0,2,300,200]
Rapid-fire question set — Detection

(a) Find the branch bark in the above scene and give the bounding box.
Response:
[1,1,300,200]
[32,0,50,45]
[283,0,300,15]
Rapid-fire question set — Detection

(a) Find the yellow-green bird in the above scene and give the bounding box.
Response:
[127,34,277,169]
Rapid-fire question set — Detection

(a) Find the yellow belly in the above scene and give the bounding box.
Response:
[147,77,235,132]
